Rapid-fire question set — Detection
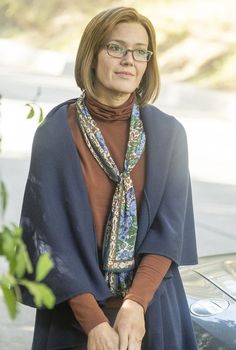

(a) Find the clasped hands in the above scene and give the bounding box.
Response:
[87,299,145,350]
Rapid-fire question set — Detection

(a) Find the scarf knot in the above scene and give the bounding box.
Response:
[119,171,129,181]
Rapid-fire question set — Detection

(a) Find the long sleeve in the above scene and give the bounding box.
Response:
[69,254,172,333]
[124,254,172,312]
[69,293,109,335]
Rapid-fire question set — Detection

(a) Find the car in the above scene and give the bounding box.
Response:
[181,253,236,350]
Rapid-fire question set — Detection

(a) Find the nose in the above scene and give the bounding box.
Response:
[121,50,134,65]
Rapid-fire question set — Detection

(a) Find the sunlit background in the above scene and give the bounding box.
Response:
[0,0,236,180]
[0,0,236,348]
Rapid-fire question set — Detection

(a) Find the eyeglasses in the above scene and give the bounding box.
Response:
[104,43,153,62]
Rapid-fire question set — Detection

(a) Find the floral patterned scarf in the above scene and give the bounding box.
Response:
[76,93,146,297]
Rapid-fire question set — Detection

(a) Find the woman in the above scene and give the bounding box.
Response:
[20,7,198,350]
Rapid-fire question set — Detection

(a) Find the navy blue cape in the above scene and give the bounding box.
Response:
[20,99,198,349]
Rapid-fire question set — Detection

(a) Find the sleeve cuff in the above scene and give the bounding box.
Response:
[68,293,109,335]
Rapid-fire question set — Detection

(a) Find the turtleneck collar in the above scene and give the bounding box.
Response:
[85,92,136,121]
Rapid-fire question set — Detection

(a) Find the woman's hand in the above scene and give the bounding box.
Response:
[87,321,119,350]
[113,299,145,350]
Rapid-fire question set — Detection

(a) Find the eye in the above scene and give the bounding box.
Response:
[136,49,147,57]
[108,43,124,53]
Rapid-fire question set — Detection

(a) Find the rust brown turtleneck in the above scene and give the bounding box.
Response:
[67,93,171,335]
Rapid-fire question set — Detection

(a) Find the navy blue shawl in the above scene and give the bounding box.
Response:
[19,99,198,349]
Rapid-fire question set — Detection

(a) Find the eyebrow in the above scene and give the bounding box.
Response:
[108,39,148,47]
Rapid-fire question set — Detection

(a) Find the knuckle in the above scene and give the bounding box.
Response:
[118,322,127,332]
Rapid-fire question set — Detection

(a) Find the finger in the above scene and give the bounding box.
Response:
[87,338,94,350]
[128,343,141,350]
[127,343,136,350]
[106,337,119,350]
[127,336,134,350]
[135,341,142,350]
[119,331,129,350]
[128,337,142,350]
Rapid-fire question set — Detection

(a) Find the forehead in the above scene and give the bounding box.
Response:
[106,22,149,46]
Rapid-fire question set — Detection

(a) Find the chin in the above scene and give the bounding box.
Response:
[112,86,137,95]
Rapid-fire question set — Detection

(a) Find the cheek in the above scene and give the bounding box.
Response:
[95,57,114,81]
[137,64,147,81]
[94,54,106,77]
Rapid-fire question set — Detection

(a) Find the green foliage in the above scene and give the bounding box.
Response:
[0,223,55,318]
[36,253,54,282]
[20,280,55,309]
[25,103,44,124]
[0,100,53,320]
[0,180,7,218]
[1,274,18,318]
[1,224,33,276]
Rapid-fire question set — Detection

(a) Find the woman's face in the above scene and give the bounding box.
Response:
[93,22,149,105]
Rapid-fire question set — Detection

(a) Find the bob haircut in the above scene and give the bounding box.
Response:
[75,7,160,106]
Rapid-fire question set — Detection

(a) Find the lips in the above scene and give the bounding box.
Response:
[116,71,135,77]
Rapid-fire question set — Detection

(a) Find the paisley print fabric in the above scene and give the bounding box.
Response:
[76,93,146,296]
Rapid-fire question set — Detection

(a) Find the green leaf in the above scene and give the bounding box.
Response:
[12,224,23,238]
[0,276,18,319]
[20,280,42,306]
[0,180,8,217]
[21,243,33,274]
[14,240,33,277]
[15,244,27,278]
[38,283,55,309]
[36,253,53,282]
[1,285,17,318]
[2,230,16,260]
[13,284,23,304]
[38,106,44,123]
[25,103,35,119]
[2,273,17,286]
[20,280,55,309]
[0,234,3,255]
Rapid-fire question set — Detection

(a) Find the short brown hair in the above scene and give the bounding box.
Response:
[75,7,160,106]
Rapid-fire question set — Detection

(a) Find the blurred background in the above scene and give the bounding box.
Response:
[0,0,235,349]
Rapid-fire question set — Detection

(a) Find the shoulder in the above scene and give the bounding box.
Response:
[31,98,77,154]
[35,98,77,136]
[140,104,186,138]
[43,98,77,124]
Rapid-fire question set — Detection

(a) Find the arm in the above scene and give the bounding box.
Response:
[69,293,119,350]
[68,293,109,335]
[113,254,171,350]
[124,254,172,311]
[114,122,197,350]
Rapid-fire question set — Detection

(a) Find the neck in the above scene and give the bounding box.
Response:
[85,92,135,122]
[96,94,131,107]
[93,88,132,107]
